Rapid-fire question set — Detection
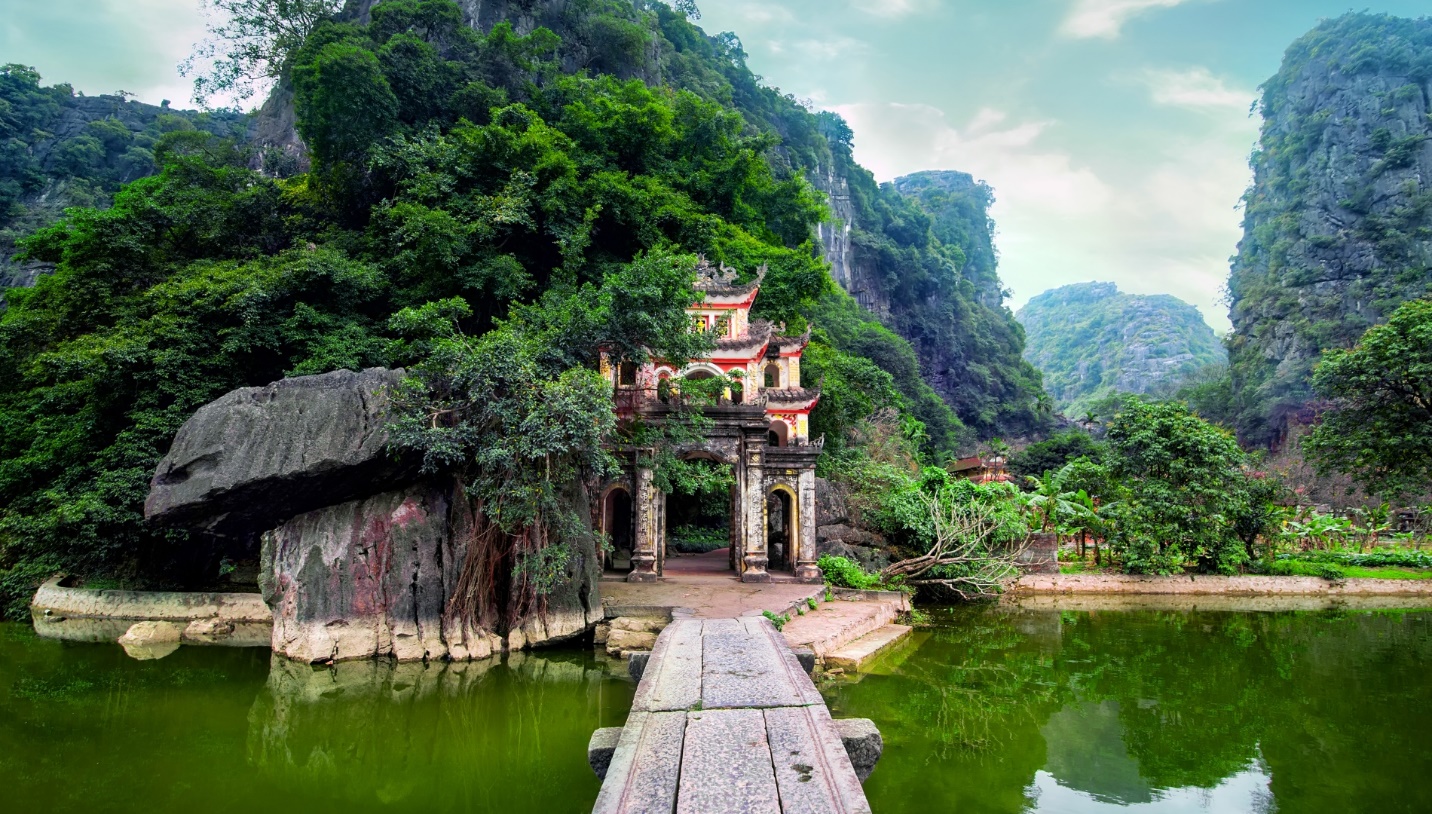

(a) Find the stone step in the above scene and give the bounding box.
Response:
[781,599,901,658]
[825,625,914,672]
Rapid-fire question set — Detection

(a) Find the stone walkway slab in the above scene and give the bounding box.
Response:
[594,617,874,814]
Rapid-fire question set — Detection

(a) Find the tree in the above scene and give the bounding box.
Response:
[1303,298,1432,501]
[1008,430,1103,483]
[182,0,344,105]
[1104,400,1253,574]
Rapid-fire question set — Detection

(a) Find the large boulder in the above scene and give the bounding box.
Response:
[260,478,601,663]
[147,368,419,537]
[260,481,501,663]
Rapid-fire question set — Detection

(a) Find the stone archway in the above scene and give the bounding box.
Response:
[601,485,635,573]
[767,485,799,572]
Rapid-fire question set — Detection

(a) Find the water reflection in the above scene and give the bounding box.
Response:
[1,623,634,814]
[824,606,1432,814]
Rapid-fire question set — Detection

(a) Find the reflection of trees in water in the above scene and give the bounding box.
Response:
[246,652,634,810]
[830,607,1432,814]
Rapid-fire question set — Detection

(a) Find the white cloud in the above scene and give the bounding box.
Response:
[1140,67,1255,111]
[787,37,869,62]
[1061,0,1191,40]
[723,2,796,26]
[850,0,934,19]
[830,102,1113,215]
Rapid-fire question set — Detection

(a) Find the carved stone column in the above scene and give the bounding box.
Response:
[793,468,822,583]
[628,463,660,582]
[741,447,771,583]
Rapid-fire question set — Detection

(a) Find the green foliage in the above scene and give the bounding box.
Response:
[1008,431,1104,484]
[1,66,248,291]
[668,526,726,553]
[817,555,884,590]
[182,0,346,105]
[1102,400,1266,574]
[761,609,790,630]
[1303,298,1432,501]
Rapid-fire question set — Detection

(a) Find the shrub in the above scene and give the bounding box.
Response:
[817,555,884,590]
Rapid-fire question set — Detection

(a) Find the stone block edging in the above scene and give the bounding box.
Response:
[30,575,273,623]
[1013,574,1432,597]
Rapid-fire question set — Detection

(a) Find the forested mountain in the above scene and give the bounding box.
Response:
[1018,283,1225,417]
[0,0,1053,614]
[271,1,1052,441]
[0,66,248,298]
[1228,13,1432,446]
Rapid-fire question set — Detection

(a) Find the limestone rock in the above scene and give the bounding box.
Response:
[610,616,668,634]
[833,718,884,782]
[146,368,419,537]
[606,628,658,657]
[1226,15,1432,444]
[118,620,184,660]
[261,477,600,663]
[182,618,235,643]
[815,477,851,526]
[261,481,499,663]
[588,727,623,780]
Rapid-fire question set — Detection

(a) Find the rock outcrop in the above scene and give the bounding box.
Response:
[260,481,502,663]
[814,478,890,571]
[1228,14,1432,445]
[1017,282,1226,416]
[146,368,418,537]
[151,369,600,663]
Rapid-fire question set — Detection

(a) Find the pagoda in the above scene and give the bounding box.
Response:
[597,259,823,584]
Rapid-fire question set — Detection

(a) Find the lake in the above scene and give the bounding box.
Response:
[4,605,1430,812]
[825,605,1432,814]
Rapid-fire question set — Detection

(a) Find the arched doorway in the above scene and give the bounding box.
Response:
[663,454,736,575]
[767,487,797,572]
[767,420,790,448]
[603,487,634,573]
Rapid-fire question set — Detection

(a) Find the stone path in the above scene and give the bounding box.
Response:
[591,617,874,814]
[601,561,823,621]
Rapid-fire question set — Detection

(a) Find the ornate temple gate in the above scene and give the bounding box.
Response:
[596,259,823,584]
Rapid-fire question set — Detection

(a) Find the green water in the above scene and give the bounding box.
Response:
[823,606,1432,814]
[0,623,633,813]
[7,609,1431,813]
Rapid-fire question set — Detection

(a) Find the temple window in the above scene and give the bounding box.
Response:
[764,362,780,389]
[619,361,637,387]
[767,420,789,448]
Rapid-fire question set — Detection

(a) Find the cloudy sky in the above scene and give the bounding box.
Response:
[4,1,1429,330]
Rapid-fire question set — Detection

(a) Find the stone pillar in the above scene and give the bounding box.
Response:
[742,447,771,583]
[629,464,660,583]
[793,469,822,583]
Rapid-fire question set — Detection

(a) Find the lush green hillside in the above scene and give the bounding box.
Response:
[0,65,248,298]
[1227,13,1432,446]
[0,0,1015,613]
[1018,282,1226,418]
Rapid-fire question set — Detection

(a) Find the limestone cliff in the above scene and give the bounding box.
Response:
[1018,283,1226,417]
[1228,13,1432,445]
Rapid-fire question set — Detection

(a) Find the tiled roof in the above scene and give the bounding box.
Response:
[714,319,773,352]
[764,387,820,404]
